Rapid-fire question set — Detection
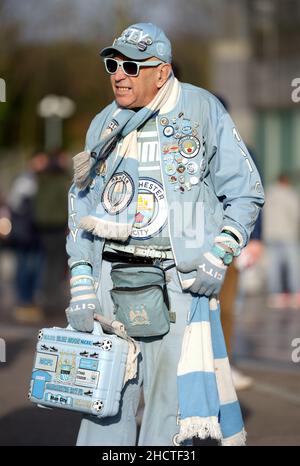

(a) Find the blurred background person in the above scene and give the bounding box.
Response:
[33,149,71,317]
[7,151,48,323]
[263,173,300,309]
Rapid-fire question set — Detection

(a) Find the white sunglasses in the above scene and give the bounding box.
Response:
[104,57,164,77]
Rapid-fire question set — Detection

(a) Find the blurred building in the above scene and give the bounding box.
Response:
[210,0,300,185]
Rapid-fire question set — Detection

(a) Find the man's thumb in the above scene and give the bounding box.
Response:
[177,261,196,273]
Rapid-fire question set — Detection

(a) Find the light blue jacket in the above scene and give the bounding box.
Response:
[66,83,264,283]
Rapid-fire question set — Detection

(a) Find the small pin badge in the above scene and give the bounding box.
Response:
[186,161,198,175]
[165,162,177,176]
[163,125,175,137]
[160,117,169,126]
[189,176,199,185]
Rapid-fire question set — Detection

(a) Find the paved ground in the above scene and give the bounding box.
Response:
[0,250,300,446]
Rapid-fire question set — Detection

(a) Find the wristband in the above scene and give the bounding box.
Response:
[221,229,240,244]
[71,263,92,277]
[211,244,233,265]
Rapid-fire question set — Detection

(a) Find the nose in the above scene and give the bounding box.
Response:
[114,63,126,81]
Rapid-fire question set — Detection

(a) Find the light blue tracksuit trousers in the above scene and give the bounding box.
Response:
[76,259,192,446]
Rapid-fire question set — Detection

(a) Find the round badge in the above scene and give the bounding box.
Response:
[101,172,134,215]
[174,154,183,164]
[179,136,201,158]
[163,125,175,137]
[131,177,167,240]
[178,175,185,184]
[189,176,199,185]
[145,37,153,45]
[160,117,169,126]
[164,162,177,176]
[186,161,198,175]
[168,175,177,184]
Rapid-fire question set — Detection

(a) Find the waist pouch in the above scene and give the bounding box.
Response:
[110,263,171,338]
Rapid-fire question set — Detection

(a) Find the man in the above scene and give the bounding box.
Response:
[8,151,48,323]
[263,173,300,308]
[66,23,264,446]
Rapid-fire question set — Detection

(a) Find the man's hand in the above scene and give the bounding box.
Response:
[177,251,227,297]
[65,264,102,332]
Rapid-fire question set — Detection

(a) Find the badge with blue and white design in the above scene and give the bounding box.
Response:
[101,172,134,215]
[163,125,175,137]
[182,125,192,135]
[179,135,201,158]
[186,161,198,175]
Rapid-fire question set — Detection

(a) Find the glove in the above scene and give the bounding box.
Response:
[177,231,242,297]
[65,263,102,332]
[177,251,227,297]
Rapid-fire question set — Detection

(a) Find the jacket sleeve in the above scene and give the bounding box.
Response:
[65,103,115,268]
[208,111,265,246]
[66,182,94,268]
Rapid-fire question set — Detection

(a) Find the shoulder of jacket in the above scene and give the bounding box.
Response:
[180,82,227,119]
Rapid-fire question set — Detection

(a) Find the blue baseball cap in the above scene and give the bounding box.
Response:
[100,22,172,63]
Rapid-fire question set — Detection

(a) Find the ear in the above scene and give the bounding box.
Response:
[156,64,172,88]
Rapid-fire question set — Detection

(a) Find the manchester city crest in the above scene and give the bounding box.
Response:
[56,352,76,384]
[178,135,201,158]
[131,178,167,240]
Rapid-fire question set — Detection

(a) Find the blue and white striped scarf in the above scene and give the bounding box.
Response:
[74,76,178,241]
[176,296,246,446]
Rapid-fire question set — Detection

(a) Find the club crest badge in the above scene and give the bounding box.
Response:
[131,177,167,240]
[179,135,201,158]
[102,172,134,215]
[56,352,76,384]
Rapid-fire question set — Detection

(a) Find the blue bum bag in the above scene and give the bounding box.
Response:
[110,263,174,338]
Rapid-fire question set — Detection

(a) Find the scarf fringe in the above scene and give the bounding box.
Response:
[176,416,222,444]
[221,428,247,446]
[79,215,132,241]
[73,150,93,189]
